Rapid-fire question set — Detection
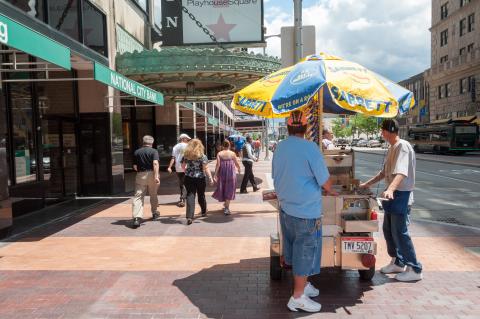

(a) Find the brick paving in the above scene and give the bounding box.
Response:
[0,157,479,318]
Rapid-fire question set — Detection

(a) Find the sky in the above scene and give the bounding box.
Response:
[256,0,431,82]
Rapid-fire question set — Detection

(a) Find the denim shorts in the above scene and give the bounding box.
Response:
[279,209,322,277]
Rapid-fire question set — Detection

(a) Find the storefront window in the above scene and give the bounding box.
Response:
[7,0,45,21]
[82,1,108,56]
[10,83,37,184]
[48,0,80,41]
[135,107,153,120]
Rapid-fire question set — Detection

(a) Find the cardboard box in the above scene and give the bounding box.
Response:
[321,237,335,267]
[342,219,379,233]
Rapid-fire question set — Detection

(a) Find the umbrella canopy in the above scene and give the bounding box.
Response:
[232,53,414,118]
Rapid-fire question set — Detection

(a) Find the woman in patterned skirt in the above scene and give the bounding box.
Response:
[212,140,241,215]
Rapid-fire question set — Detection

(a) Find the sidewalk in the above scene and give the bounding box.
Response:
[0,156,479,318]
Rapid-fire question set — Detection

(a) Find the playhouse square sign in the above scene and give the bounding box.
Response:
[161,0,264,46]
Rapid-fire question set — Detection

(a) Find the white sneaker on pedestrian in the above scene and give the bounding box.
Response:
[380,257,406,274]
[224,207,231,215]
[395,266,423,282]
[287,294,322,312]
[304,281,319,297]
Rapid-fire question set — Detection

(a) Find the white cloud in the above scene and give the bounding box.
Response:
[254,0,431,82]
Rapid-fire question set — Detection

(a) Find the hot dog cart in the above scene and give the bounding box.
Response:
[263,148,380,281]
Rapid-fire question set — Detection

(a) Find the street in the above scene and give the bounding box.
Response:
[355,150,480,228]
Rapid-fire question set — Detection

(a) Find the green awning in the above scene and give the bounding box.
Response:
[94,62,163,105]
[0,13,71,69]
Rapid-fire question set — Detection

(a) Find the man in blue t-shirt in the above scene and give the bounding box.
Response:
[272,110,336,313]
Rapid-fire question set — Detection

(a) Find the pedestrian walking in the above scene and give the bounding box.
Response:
[322,129,335,150]
[181,139,214,225]
[240,135,259,194]
[212,140,241,215]
[254,138,261,158]
[360,118,423,282]
[167,133,191,207]
[132,135,160,228]
[272,110,337,312]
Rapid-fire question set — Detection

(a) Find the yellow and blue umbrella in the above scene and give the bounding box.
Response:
[232,53,414,118]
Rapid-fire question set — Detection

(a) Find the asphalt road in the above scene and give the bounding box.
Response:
[354,150,480,228]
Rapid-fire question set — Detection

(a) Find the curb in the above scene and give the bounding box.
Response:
[354,149,480,168]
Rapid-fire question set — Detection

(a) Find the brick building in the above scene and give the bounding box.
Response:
[426,0,480,121]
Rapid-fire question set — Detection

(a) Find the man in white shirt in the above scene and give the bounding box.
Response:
[167,133,191,207]
[322,129,335,150]
[360,119,422,282]
[240,135,259,194]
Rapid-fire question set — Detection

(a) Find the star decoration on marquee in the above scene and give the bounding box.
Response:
[207,14,237,42]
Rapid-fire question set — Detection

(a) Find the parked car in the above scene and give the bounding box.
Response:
[367,139,381,148]
[356,139,368,147]
[350,138,360,146]
[334,138,349,146]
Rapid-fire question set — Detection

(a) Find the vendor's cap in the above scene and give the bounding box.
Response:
[178,133,191,140]
[287,110,307,127]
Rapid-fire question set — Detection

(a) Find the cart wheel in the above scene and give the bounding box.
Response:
[270,255,282,280]
[358,267,375,281]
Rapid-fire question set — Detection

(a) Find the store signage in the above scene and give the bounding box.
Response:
[0,13,71,69]
[161,0,264,46]
[94,62,164,105]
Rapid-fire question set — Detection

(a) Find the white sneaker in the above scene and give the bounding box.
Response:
[287,294,322,312]
[304,282,319,297]
[380,257,406,274]
[395,266,423,282]
[224,208,231,215]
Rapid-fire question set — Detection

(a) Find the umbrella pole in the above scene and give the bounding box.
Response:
[318,88,324,153]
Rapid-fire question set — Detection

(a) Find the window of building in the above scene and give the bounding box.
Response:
[460,18,467,36]
[440,29,448,46]
[9,83,38,184]
[440,55,449,63]
[445,83,451,97]
[460,0,471,7]
[467,43,474,52]
[131,0,148,12]
[460,78,468,93]
[48,0,80,41]
[468,75,475,92]
[441,3,448,19]
[468,14,475,32]
[438,85,444,99]
[82,1,108,57]
[460,47,466,55]
[6,0,45,21]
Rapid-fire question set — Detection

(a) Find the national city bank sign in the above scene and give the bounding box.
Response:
[94,63,164,105]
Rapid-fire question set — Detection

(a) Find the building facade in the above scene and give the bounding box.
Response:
[0,0,273,237]
[398,72,430,129]
[426,0,480,121]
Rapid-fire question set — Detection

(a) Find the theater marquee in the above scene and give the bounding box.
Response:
[161,0,264,46]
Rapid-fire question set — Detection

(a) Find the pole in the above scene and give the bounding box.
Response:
[293,0,303,63]
[264,118,270,160]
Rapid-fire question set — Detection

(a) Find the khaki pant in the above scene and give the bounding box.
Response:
[132,171,159,219]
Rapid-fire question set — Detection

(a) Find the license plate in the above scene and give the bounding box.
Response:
[342,237,374,254]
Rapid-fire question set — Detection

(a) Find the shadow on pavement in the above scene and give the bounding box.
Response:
[174,257,385,318]
[2,198,126,242]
